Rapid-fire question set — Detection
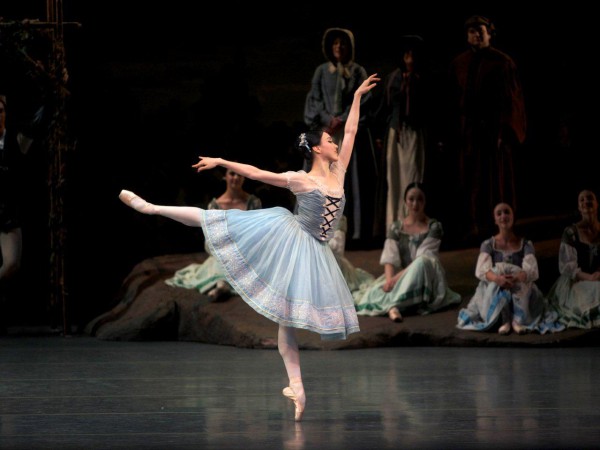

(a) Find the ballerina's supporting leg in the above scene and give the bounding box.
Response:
[121,191,306,419]
[278,325,305,421]
[119,190,204,227]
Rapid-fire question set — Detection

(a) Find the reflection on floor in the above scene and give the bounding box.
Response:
[0,336,598,449]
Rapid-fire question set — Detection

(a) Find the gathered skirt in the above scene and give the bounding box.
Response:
[354,255,461,316]
[165,256,231,295]
[201,207,360,340]
[457,263,564,334]
[548,275,600,329]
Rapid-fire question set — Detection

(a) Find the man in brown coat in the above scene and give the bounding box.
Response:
[450,15,526,242]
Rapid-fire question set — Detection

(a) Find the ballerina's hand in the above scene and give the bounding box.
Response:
[356,74,381,96]
[192,156,218,172]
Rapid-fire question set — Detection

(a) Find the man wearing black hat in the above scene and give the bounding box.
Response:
[449,15,526,243]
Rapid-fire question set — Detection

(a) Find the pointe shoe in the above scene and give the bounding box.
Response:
[119,190,157,214]
[498,322,511,335]
[282,386,304,422]
[388,307,403,323]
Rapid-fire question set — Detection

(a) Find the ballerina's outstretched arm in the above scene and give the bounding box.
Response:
[193,158,289,188]
[336,74,379,170]
[120,158,289,226]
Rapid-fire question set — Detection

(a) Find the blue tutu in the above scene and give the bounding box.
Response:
[201,188,360,340]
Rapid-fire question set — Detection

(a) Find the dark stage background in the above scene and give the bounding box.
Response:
[1,1,596,330]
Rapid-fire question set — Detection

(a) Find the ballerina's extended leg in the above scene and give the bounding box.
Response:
[119,190,159,214]
[119,190,204,227]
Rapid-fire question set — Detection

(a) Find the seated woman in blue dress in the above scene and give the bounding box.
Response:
[548,189,600,328]
[457,203,563,334]
[354,182,461,322]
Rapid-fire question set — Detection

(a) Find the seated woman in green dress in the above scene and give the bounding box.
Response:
[548,189,600,328]
[165,168,261,300]
[354,182,461,321]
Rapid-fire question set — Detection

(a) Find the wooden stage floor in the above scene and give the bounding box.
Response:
[1,336,598,449]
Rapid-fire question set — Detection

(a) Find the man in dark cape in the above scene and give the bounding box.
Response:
[450,15,526,241]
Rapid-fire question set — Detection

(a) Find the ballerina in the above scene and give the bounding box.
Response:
[119,74,379,421]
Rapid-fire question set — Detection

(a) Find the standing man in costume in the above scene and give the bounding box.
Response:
[449,15,526,242]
